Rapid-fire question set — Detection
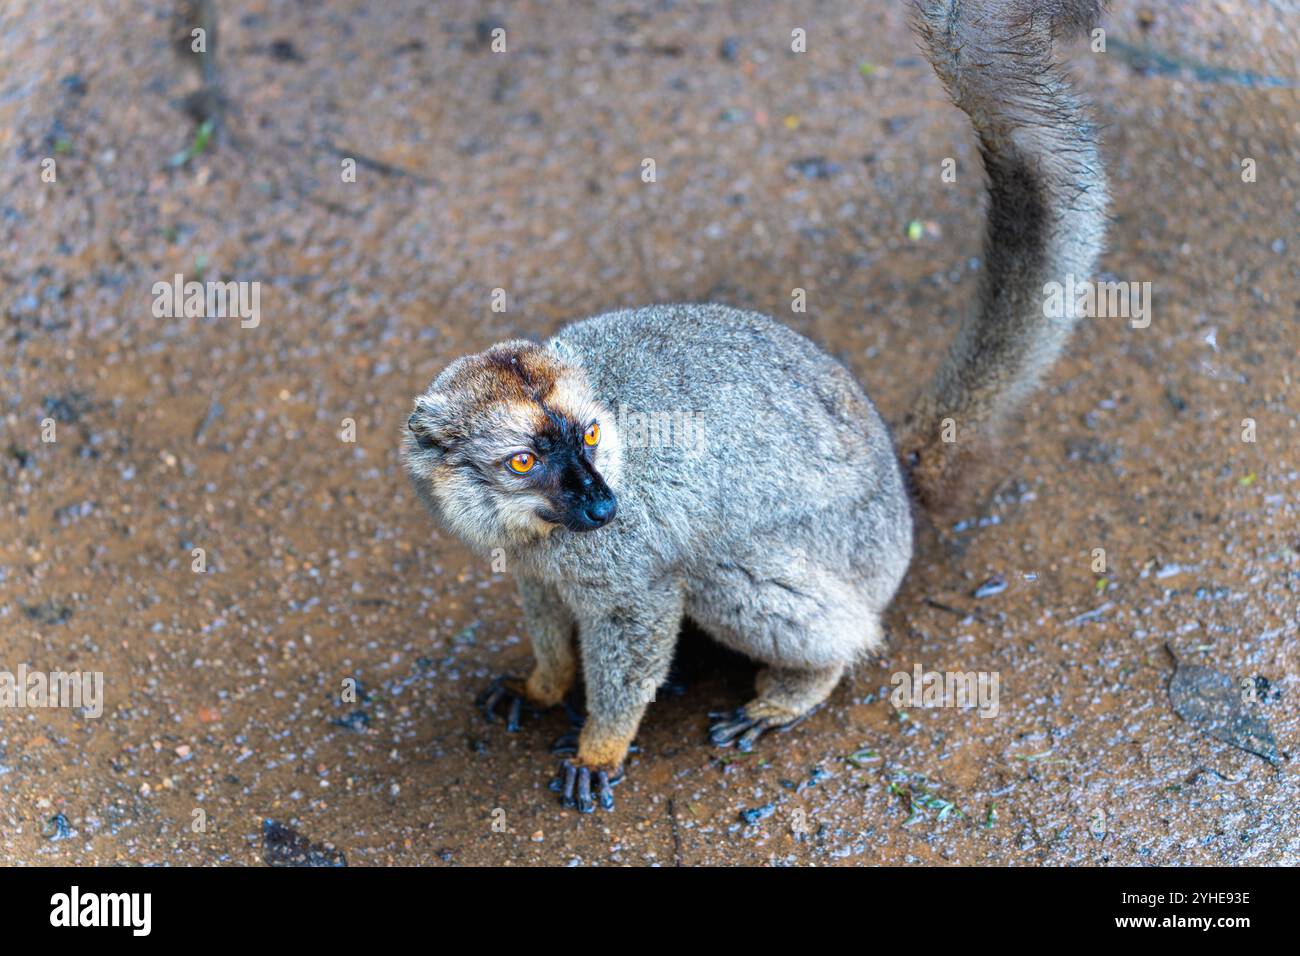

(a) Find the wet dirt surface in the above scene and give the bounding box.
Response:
[2,1,1297,865]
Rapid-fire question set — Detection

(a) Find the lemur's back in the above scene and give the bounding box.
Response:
[551,304,902,531]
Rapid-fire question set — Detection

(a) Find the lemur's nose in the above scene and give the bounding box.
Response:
[583,497,617,526]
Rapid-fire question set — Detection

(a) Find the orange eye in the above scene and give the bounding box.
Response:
[507,452,536,474]
[583,422,600,447]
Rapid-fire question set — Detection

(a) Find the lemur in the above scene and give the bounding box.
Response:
[403,0,1108,812]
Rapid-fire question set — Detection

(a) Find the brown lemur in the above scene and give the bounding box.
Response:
[403,0,1108,812]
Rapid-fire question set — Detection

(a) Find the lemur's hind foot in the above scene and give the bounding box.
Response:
[476,649,578,732]
[476,675,536,732]
[709,663,844,751]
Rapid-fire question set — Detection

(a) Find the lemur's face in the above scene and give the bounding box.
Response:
[403,341,622,550]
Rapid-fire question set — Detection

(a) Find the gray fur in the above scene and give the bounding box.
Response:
[901,0,1109,510]
[530,305,912,739]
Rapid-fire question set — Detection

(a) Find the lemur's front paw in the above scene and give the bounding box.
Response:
[475,675,536,732]
[708,702,811,752]
[548,758,623,813]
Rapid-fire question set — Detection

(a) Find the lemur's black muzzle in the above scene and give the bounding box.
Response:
[558,455,617,532]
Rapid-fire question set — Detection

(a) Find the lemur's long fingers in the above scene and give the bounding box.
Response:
[736,723,767,752]
[575,768,595,813]
[559,761,579,809]
[477,685,505,722]
[709,709,759,745]
[711,708,807,750]
[476,675,531,727]
[475,676,509,718]
[596,770,615,810]
[551,759,620,812]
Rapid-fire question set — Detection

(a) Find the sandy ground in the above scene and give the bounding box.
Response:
[1,0,1297,866]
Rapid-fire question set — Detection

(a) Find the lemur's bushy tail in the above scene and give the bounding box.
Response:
[900,0,1108,514]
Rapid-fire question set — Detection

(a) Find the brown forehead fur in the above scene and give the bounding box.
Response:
[442,342,583,433]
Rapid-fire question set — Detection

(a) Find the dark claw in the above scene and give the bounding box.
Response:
[736,723,766,752]
[596,770,615,810]
[550,731,579,755]
[779,710,814,733]
[560,761,578,809]
[475,675,531,730]
[576,767,594,813]
[709,708,758,746]
[710,705,816,749]
[552,758,622,813]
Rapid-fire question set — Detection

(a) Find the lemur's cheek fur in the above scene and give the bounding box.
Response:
[399,437,434,480]
[496,495,561,540]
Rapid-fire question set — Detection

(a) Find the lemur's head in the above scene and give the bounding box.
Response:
[403,340,622,550]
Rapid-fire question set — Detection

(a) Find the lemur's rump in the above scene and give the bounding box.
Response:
[403,0,1107,813]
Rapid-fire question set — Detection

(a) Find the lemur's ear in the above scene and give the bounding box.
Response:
[407,395,450,453]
